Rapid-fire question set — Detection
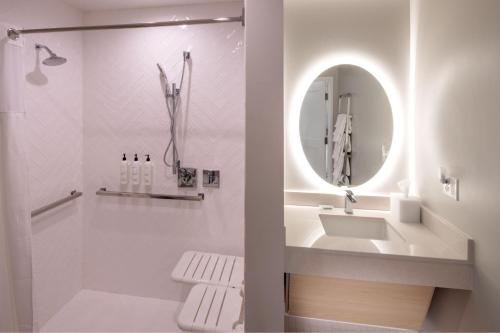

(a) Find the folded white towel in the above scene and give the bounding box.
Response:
[332,134,345,160]
[332,152,345,183]
[331,113,353,185]
[333,114,347,142]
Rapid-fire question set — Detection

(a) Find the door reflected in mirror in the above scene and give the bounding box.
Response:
[299,65,393,187]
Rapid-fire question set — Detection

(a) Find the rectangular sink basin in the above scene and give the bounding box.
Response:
[319,214,404,241]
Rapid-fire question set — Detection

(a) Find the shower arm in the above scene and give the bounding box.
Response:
[35,44,56,56]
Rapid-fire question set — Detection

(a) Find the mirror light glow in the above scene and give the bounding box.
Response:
[409,0,419,196]
[288,52,404,195]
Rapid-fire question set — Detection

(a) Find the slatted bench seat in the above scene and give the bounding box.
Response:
[172,251,244,288]
[177,283,244,332]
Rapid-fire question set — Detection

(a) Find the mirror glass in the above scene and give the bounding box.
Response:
[299,65,393,186]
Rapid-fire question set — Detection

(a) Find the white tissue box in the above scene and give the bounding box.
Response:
[390,193,421,223]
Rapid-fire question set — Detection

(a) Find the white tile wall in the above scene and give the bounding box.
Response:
[0,1,244,327]
[82,2,244,301]
[0,0,84,327]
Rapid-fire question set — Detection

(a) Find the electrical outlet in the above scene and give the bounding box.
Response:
[442,177,459,201]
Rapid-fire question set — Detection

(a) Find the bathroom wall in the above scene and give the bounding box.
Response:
[414,0,500,330]
[244,0,284,331]
[0,0,84,327]
[81,2,244,301]
[285,0,410,197]
[0,163,15,330]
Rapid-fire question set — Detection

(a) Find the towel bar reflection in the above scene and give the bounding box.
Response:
[96,187,204,201]
[31,190,82,218]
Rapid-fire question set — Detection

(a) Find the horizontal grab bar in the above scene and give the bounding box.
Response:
[96,187,204,201]
[31,190,83,218]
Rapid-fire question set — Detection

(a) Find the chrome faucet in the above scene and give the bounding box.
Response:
[344,190,357,214]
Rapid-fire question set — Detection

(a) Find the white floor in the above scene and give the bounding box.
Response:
[41,290,183,332]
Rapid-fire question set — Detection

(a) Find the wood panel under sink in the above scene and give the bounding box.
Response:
[287,274,435,330]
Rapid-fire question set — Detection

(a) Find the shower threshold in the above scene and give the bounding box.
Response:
[41,290,183,332]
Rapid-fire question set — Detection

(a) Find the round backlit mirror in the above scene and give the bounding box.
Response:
[299,65,393,187]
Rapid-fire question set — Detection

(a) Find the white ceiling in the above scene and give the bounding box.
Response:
[63,0,241,12]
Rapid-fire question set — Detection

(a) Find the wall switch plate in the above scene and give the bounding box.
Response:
[443,177,459,201]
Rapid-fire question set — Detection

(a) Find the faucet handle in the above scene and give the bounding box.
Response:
[345,189,357,203]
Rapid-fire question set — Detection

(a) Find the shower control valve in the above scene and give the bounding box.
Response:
[178,167,197,188]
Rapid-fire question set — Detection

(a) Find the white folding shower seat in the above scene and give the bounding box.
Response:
[172,251,245,332]
[172,251,244,288]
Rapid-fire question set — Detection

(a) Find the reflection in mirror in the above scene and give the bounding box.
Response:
[299,65,393,187]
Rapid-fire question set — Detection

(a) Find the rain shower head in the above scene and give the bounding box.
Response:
[35,44,67,66]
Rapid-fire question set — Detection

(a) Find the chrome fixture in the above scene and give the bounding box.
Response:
[178,168,197,188]
[35,44,67,66]
[31,190,82,218]
[7,10,244,41]
[96,187,204,201]
[158,51,191,174]
[203,170,220,188]
[344,189,357,214]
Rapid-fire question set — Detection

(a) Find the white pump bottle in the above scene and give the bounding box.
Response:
[120,153,129,185]
[143,154,154,187]
[131,154,141,186]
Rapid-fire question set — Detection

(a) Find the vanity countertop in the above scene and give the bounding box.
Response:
[285,205,471,263]
[285,205,474,289]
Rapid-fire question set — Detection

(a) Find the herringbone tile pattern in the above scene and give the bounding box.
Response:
[82,4,245,301]
[10,1,86,327]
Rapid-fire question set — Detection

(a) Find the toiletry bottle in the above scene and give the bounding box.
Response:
[143,154,154,187]
[120,153,129,185]
[131,154,141,186]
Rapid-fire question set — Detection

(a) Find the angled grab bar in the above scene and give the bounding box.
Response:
[31,190,83,218]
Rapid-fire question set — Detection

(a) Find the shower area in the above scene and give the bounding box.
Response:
[0,0,245,331]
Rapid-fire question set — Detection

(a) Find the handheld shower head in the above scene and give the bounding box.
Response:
[36,44,67,66]
[157,63,167,79]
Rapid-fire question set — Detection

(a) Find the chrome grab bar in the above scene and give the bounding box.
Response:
[31,190,82,218]
[96,187,204,201]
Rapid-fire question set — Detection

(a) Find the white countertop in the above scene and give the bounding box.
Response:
[285,205,471,264]
[285,205,474,289]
